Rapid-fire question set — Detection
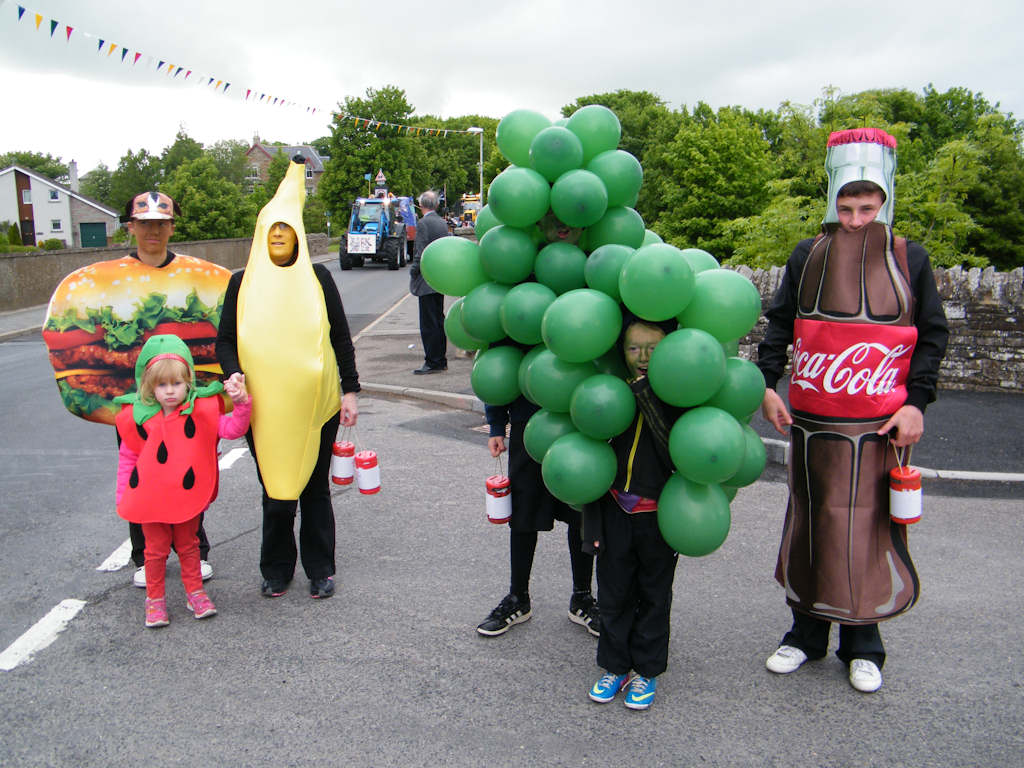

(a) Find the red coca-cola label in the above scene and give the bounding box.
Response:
[788,318,917,418]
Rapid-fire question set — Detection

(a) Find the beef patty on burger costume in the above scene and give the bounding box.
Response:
[43,190,232,586]
[756,128,949,693]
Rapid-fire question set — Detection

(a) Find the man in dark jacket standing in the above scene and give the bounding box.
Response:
[409,190,449,374]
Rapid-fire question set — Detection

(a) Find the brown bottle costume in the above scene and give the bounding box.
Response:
[779,222,919,625]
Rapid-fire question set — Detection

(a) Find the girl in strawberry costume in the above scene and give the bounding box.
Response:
[114,334,251,628]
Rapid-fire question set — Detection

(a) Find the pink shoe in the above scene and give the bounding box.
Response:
[186,590,217,619]
[145,597,169,628]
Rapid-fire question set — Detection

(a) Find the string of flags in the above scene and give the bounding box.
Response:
[5,2,482,139]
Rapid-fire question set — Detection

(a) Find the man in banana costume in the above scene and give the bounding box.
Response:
[216,156,360,599]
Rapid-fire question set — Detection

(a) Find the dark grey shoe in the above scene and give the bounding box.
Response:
[477,593,532,636]
[310,576,335,599]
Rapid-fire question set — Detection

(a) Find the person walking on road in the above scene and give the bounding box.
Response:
[757,128,949,693]
[409,190,449,375]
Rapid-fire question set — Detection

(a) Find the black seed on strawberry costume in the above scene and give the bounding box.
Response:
[184,416,196,438]
[182,467,195,489]
[157,442,168,463]
[136,424,147,440]
[129,468,139,488]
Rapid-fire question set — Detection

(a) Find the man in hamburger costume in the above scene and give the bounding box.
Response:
[757,129,948,693]
[43,191,231,586]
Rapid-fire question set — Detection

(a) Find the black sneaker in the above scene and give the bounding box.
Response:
[477,593,532,636]
[310,576,335,599]
[261,579,289,598]
[568,592,600,637]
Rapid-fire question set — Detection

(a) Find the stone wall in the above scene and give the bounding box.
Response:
[737,265,1024,394]
[0,234,329,312]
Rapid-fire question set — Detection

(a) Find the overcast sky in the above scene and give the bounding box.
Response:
[1,0,1021,176]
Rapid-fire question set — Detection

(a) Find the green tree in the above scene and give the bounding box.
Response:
[79,163,114,207]
[654,106,774,259]
[161,129,204,177]
[109,149,162,210]
[303,193,328,235]
[0,150,69,182]
[206,139,250,187]
[723,180,820,268]
[162,156,255,240]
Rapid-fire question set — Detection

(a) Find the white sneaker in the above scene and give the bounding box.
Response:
[133,566,146,588]
[849,659,883,692]
[766,645,808,674]
[200,560,213,581]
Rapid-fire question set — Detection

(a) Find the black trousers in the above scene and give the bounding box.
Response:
[782,608,886,668]
[418,293,447,369]
[245,412,340,583]
[596,498,678,678]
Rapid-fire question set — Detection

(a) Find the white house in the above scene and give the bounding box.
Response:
[0,164,119,248]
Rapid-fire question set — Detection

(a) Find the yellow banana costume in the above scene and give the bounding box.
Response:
[237,160,341,499]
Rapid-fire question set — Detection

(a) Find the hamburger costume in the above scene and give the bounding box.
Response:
[757,129,948,675]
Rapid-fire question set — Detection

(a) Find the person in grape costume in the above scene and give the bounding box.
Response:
[582,315,681,711]
[757,129,948,693]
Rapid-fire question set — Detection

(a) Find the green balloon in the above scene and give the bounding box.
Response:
[586,150,642,208]
[501,282,556,346]
[648,328,726,407]
[518,344,546,404]
[657,474,731,557]
[668,406,745,485]
[470,345,523,406]
[592,346,629,379]
[642,229,664,246]
[541,288,622,363]
[585,206,645,249]
[726,424,767,488]
[618,243,696,321]
[524,348,595,413]
[444,297,487,351]
[722,484,739,502]
[474,205,501,239]
[496,109,551,167]
[487,166,551,228]
[570,373,636,440]
[677,269,763,342]
[523,408,577,463]
[680,247,720,274]
[550,169,608,229]
[721,338,740,357]
[534,241,587,295]
[584,243,633,302]
[542,431,617,506]
[461,282,510,343]
[478,225,537,285]
[529,126,584,182]
[420,237,487,297]
[566,104,622,164]
[704,357,766,421]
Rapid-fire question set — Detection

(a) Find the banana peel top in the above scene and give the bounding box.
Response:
[237,160,340,499]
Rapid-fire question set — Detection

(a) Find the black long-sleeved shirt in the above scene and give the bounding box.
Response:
[756,237,948,413]
[215,264,361,394]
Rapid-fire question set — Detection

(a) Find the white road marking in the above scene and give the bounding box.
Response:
[353,293,411,342]
[0,599,87,672]
[219,446,249,470]
[95,538,132,572]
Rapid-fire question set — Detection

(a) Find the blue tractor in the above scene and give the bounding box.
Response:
[339,196,413,271]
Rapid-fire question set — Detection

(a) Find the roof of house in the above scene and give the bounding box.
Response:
[0,165,119,217]
[246,143,326,173]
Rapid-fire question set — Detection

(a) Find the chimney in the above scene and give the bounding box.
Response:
[69,160,79,192]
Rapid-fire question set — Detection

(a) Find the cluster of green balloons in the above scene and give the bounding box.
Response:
[420,105,768,555]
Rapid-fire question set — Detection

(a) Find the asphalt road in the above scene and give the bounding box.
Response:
[0,265,1021,767]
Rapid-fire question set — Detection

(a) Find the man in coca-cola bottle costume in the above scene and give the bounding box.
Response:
[757,128,948,693]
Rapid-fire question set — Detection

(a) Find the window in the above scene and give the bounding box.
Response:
[247,165,261,179]
[51,219,63,232]
[306,167,313,179]
[49,189,59,201]
[22,189,31,204]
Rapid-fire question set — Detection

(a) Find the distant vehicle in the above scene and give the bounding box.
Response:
[460,193,482,226]
[394,196,418,255]
[339,197,408,271]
